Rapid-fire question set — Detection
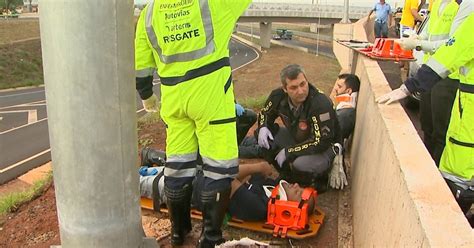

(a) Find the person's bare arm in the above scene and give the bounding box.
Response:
[410,8,424,22]
[230,162,278,197]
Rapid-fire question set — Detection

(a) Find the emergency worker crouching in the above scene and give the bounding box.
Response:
[255,64,340,190]
[134,0,252,247]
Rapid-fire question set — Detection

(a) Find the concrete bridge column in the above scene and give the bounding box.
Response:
[259,21,272,49]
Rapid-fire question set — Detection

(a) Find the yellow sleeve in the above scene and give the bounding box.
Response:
[135,7,156,74]
[410,0,420,10]
[220,0,252,21]
[429,14,474,77]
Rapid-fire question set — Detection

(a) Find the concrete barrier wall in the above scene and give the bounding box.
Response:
[334,19,473,247]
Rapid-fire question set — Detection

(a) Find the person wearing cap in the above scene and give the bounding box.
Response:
[139,148,317,222]
[255,64,340,190]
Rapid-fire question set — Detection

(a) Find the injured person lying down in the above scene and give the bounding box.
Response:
[139,147,317,222]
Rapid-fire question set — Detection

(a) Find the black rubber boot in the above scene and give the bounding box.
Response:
[140,147,166,167]
[197,188,231,248]
[165,184,193,246]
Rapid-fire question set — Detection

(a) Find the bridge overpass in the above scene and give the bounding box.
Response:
[238,2,371,48]
[241,2,371,23]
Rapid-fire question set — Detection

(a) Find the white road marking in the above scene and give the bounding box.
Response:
[0,149,51,174]
[0,100,46,110]
[0,117,48,135]
[28,110,38,123]
[0,90,45,98]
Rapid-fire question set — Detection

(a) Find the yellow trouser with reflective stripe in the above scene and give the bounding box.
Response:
[160,67,238,188]
[440,83,474,180]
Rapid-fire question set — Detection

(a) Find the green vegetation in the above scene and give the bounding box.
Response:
[138,110,161,126]
[0,0,23,10]
[0,171,53,215]
[238,95,267,110]
[0,39,43,89]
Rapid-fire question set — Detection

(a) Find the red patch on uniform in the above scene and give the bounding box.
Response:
[298,121,308,130]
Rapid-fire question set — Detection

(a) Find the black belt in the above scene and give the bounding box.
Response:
[449,137,474,148]
[160,57,230,86]
[459,83,474,93]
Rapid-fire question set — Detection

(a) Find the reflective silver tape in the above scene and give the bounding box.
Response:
[426,57,451,78]
[167,152,198,163]
[203,170,238,180]
[429,33,449,41]
[145,0,215,64]
[136,68,155,77]
[202,157,238,169]
[164,167,197,178]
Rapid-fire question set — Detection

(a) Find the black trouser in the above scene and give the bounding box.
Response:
[420,77,459,166]
[261,126,334,186]
[444,179,474,215]
[236,108,257,145]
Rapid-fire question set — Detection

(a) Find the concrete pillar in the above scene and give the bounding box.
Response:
[341,0,351,23]
[259,21,272,49]
[39,1,156,247]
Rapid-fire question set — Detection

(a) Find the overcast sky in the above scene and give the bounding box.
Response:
[134,0,405,8]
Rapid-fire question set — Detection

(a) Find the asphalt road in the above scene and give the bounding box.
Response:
[0,38,259,184]
[236,25,335,57]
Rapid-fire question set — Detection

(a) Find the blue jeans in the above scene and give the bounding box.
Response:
[374,21,388,38]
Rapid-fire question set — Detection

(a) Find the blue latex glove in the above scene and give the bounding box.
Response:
[235,103,245,117]
[275,149,286,167]
[139,166,158,176]
[257,127,274,149]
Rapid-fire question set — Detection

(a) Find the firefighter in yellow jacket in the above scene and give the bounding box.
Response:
[377,11,474,224]
[135,1,251,246]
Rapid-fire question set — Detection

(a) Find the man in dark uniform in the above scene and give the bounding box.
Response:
[255,64,339,188]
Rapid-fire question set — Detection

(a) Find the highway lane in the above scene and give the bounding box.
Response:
[236,25,335,57]
[0,38,259,184]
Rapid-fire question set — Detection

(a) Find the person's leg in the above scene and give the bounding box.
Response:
[420,91,434,158]
[374,22,382,38]
[236,108,257,145]
[381,22,389,38]
[444,179,474,214]
[430,78,459,166]
[238,136,261,158]
[290,147,336,191]
[194,77,238,248]
[161,85,198,246]
[336,108,355,140]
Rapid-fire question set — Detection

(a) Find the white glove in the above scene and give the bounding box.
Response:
[257,127,274,149]
[275,149,286,167]
[329,143,348,190]
[376,84,411,105]
[142,94,159,112]
[395,34,420,50]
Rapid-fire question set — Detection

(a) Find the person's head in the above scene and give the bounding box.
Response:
[280,64,309,107]
[281,181,316,214]
[334,73,360,96]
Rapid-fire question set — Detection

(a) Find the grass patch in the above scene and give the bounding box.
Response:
[137,110,161,126]
[238,95,267,110]
[0,171,53,215]
[0,39,43,89]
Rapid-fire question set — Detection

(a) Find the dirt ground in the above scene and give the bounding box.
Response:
[0,42,347,247]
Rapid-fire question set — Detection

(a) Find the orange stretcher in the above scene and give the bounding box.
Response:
[336,38,415,61]
[140,197,325,239]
